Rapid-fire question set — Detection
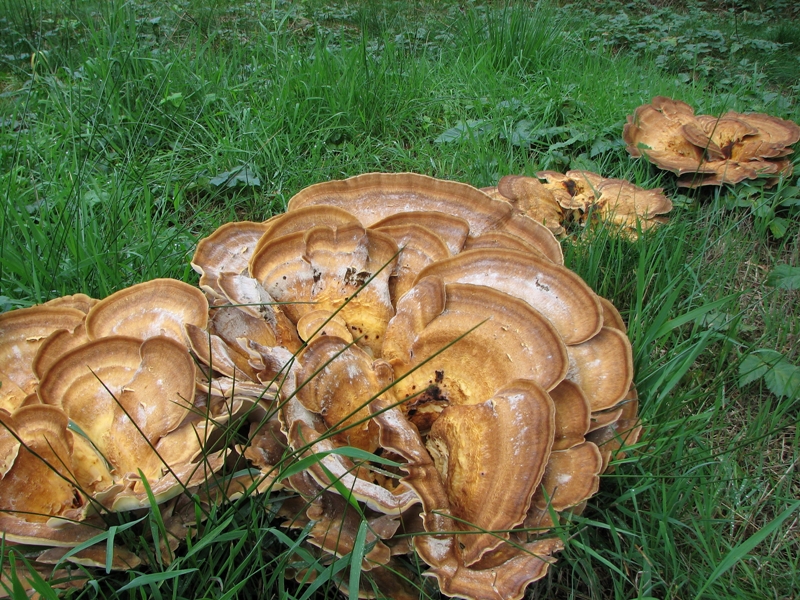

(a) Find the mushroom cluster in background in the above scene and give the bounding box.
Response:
[624,96,800,188]
[482,171,673,239]
[1,173,642,599]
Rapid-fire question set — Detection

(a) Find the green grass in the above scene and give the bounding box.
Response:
[1,0,799,598]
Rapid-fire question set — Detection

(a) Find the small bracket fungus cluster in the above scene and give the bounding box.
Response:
[1,173,642,599]
[482,171,672,239]
[624,96,800,188]
[0,283,227,587]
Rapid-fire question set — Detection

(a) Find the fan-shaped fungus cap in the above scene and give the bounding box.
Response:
[285,417,420,515]
[623,97,710,175]
[191,221,270,297]
[296,309,354,344]
[532,441,602,512]
[0,405,107,548]
[294,335,384,452]
[549,380,590,451]
[32,324,90,382]
[414,534,563,600]
[495,175,565,236]
[37,335,222,510]
[251,223,397,356]
[305,491,397,569]
[537,170,598,211]
[215,273,302,352]
[566,326,634,412]
[253,204,363,257]
[415,248,603,345]
[426,379,555,565]
[0,406,78,523]
[383,278,568,424]
[592,178,673,232]
[587,386,642,473]
[85,279,208,345]
[43,293,98,314]
[287,173,514,235]
[371,211,470,256]
[371,222,451,301]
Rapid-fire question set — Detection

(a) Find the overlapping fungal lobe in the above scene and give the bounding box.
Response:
[487,175,566,237]
[251,222,398,356]
[414,534,563,600]
[191,221,270,298]
[383,277,568,430]
[426,380,555,565]
[624,96,800,187]
[0,306,86,412]
[85,278,209,345]
[0,405,102,547]
[36,335,224,510]
[413,248,602,345]
[287,172,564,265]
[587,386,642,473]
[531,170,673,237]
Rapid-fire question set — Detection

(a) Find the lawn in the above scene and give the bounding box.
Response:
[1,0,798,598]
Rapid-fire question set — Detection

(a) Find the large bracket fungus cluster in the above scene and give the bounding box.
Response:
[624,96,800,188]
[1,173,641,599]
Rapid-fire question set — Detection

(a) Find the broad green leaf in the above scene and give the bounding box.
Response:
[768,216,788,238]
[738,349,782,388]
[763,359,800,399]
[433,119,490,143]
[210,166,261,188]
[766,264,800,290]
[739,349,800,398]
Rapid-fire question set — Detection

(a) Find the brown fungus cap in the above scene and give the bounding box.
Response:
[532,441,603,512]
[495,175,566,236]
[0,306,86,412]
[287,172,515,236]
[371,222,451,302]
[383,278,568,421]
[250,223,398,356]
[296,309,353,344]
[566,326,634,412]
[414,534,563,600]
[593,179,673,228]
[36,335,223,510]
[549,379,591,451]
[253,204,363,257]
[598,296,627,333]
[426,379,555,566]
[215,273,302,352]
[191,221,270,297]
[415,248,603,345]
[371,210,470,256]
[85,278,208,345]
[43,293,98,314]
[294,335,385,452]
[0,406,79,524]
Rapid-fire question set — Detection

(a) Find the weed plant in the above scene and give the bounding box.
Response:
[0,0,798,599]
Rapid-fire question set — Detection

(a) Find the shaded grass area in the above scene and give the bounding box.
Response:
[1,1,798,599]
